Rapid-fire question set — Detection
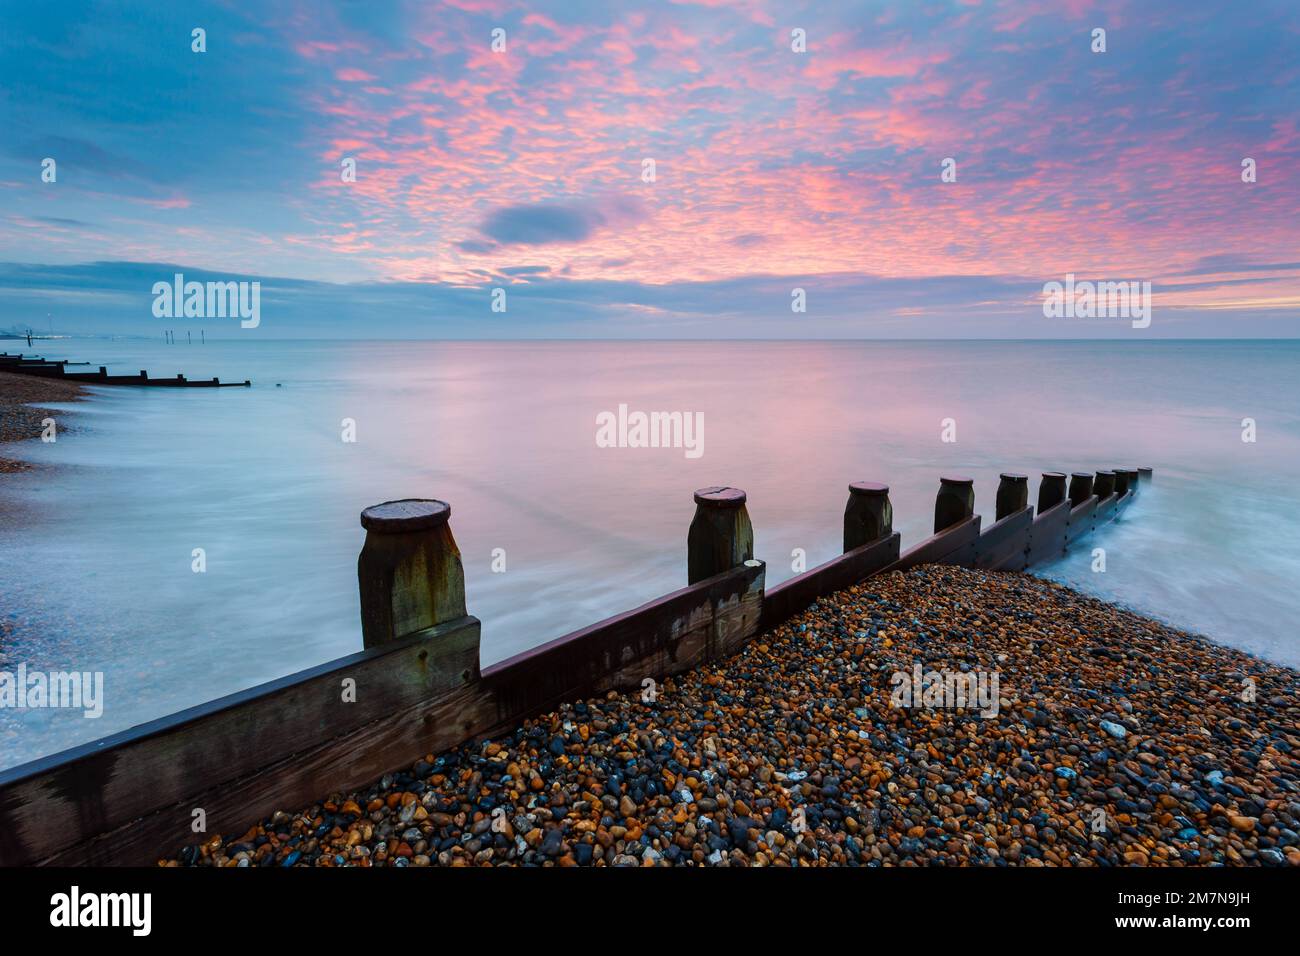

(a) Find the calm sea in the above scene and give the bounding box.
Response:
[2,339,1298,768]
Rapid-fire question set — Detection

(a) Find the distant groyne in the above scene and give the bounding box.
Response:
[0,467,1149,866]
[0,351,249,387]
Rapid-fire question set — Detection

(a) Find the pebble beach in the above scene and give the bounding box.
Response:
[0,369,82,474]
[170,564,1300,868]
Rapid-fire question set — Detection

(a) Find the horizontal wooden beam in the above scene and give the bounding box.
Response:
[1065,495,1098,545]
[972,506,1033,571]
[1025,499,1071,566]
[886,515,982,573]
[760,533,900,630]
[478,559,765,723]
[1094,492,1120,527]
[0,616,482,867]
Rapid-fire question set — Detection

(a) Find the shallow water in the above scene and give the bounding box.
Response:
[1,338,1298,768]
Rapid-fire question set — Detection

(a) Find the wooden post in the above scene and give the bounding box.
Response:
[1094,470,1116,498]
[843,481,892,551]
[995,473,1028,521]
[357,499,467,649]
[1122,468,1140,493]
[1112,469,1130,497]
[688,487,754,584]
[1138,467,1153,482]
[934,476,975,532]
[1068,471,1094,506]
[1037,472,1067,512]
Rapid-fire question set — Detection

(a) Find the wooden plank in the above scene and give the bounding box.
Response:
[1094,493,1119,528]
[475,560,765,727]
[886,516,982,573]
[1065,496,1098,546]
[0,616,482,867]
[759,533,900,630]
[41,679,492,866]
[1025,499,1071,567]
[4,563,765,867]
[990,546,1028,573]
[972,507,1032,570]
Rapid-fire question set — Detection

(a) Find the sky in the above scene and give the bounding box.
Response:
[1,0,1298,338]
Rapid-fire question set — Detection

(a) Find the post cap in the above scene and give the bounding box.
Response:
[1095,469,1116,476]
[848,481,889,496]
[939,475,974,486]
[1041,471,1067,479]
[1071,471,1093,479]
[361,499,451,533]
[999,473,1027,482]
[693,486,747,508]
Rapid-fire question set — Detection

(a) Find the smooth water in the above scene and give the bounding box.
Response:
[2,339,1298,768]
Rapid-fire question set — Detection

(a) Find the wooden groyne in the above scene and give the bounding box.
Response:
[0,467,1150,866]
[0,352,250,388]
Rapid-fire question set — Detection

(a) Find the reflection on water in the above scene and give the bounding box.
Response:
[1,339,1297,767]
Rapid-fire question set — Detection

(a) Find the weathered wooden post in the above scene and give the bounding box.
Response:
[1122,468,1140,492]
[934,476,975,532]
[1112,469,1130,497]
[1068,472,1094,506]
[1094,470,1116,498]
[1138,467,1153,482]
[688,487,754,584]
[843,481,893,551]
[357,499,467,649]
[995,473,1028,520]
[1037,472,1067,512]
